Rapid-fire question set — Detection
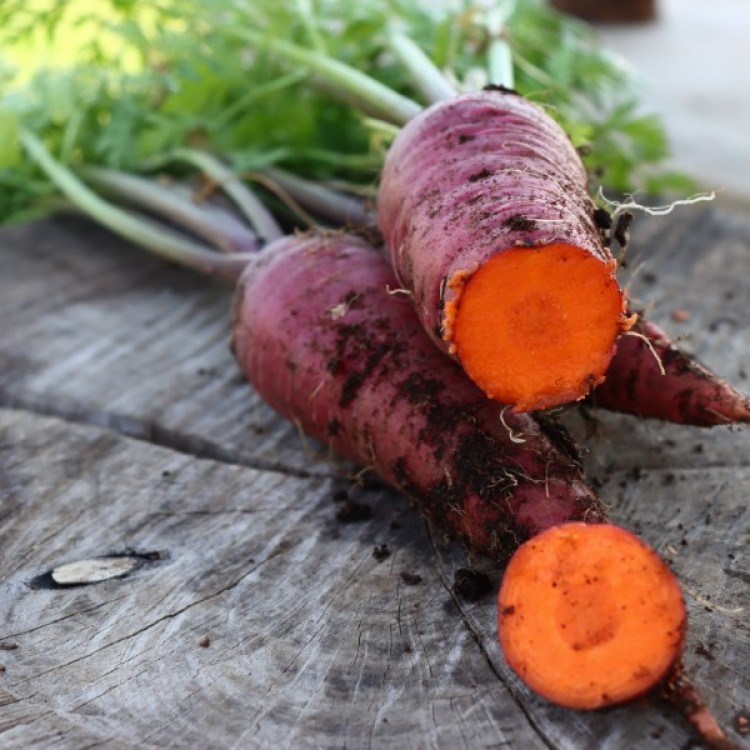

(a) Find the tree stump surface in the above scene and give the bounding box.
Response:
[0,209,748,749]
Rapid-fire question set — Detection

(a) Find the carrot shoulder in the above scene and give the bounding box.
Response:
[379,89,633,412]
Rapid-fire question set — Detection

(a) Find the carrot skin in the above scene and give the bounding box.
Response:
[378,89,630,411]
[231,233,605,559]
[591,316,750,426]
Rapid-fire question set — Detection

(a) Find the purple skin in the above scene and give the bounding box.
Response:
[232,233,605,559]
[591,317,750,426]
[378,89,613,352]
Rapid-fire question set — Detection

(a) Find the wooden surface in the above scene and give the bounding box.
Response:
[0,209,748,749]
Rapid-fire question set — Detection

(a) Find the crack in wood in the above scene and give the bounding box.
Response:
[0,390,334,481]
[424,524,559,750]
[1,596,129,641]
[15,549,293,687]
[71,667,152,712]
[597,462,750,476]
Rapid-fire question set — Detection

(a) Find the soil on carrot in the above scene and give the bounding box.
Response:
[613,212,633,247]
[468,168,493,183]
[593,207,612,230]
[504,214,538,232]
[331,320,405,407]
[388,371,600,558]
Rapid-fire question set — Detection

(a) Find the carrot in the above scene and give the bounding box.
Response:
[232,231,607,556]
[379,88,634,412]
[497,522,685,710]
[590,316,750,425]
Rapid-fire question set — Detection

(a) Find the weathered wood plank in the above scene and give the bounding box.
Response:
[0,216,329,476]
[2,406,746,750]
[0,408,550,750]
[0,207,749,748]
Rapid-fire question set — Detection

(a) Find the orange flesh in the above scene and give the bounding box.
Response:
[449,244,627,411]
[497,523,686,711]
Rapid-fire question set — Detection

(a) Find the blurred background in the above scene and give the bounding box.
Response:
[570,0,750,203]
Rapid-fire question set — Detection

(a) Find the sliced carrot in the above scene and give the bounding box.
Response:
[450,244,631,412]
[497,522,685,710]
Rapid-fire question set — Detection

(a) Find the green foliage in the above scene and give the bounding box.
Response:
[0,0,689,224]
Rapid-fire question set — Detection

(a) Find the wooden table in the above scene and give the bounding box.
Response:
[1,207,748,748]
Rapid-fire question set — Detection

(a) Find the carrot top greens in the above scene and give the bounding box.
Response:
[0,0,691,226]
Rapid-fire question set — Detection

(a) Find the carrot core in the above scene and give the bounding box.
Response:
[450,244,627,411]
[497,523,685,710]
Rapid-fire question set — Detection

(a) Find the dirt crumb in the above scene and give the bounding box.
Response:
[453,568,492,601]
[734,712,750,736]
[400,571,423,586]
[336,500,373,524]
[373,544,391,562]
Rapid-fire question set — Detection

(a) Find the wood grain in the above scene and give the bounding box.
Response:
[0,209,748,749]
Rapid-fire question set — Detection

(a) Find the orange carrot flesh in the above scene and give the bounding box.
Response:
[450,244,630,412]
[497,522,685,710]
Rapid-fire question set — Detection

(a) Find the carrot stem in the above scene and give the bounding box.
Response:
[231,29,422,126]
[485,7,515,88]
[261,167,376,229]
[147,148,284,243]
[81,166,261,255]
[387,29,456,104]
[20,130,253,281]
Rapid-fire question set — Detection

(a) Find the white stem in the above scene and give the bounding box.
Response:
[388,30,456,104]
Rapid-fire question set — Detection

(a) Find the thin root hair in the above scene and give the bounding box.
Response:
[499,406,528,443]
[622,329,667,376]
[597,188,717,222]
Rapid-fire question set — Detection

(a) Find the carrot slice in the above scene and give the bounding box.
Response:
[451,244,630,411]
[497,522,685,710]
